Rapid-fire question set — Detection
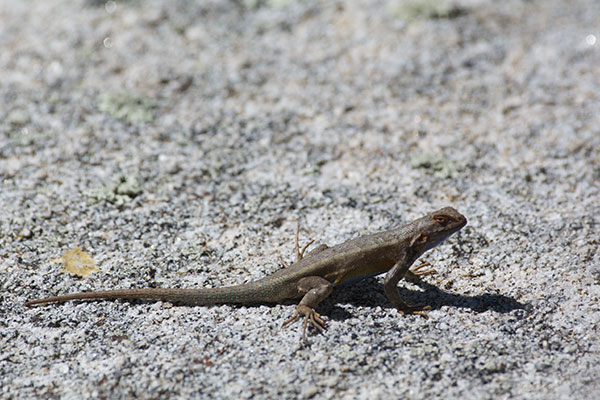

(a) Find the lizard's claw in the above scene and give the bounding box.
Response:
[282,305,325,342]
[405,262,437,282]
[397,304,432,319]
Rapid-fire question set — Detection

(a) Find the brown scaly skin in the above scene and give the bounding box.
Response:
[26,207,467,342]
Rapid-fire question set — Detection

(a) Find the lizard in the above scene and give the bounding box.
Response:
[25,207,467,341]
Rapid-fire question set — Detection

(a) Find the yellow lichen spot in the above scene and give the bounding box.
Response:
[53,246,99,277]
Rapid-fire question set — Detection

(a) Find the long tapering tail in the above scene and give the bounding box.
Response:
[25,289,201,306]
[25,282,283,307]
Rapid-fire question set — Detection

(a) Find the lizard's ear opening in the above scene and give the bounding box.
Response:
[410,234,428,247]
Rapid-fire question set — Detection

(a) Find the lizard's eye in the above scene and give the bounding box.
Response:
[433,215,449,225]
[418,235,428,244]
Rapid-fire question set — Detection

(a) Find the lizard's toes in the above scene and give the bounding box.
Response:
[398,304,431,318]
[282,311,300,328]
[290,305,327,341]
[309,311,326,332]
[405,263,438,282]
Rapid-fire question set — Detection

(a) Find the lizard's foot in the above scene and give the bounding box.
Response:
[294,223,315,262]
[282,304,325,342]
[278,254,291,268]
[405,262,437,282]
[396,304,432,319]
[279,223,315,268]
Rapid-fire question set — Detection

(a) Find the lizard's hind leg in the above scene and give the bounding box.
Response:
[282,276,332,342]
[279,223,319,268]
[294,223,315,262]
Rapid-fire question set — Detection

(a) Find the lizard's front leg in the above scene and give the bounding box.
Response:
[384,258,431,317]
[282,276,332,342]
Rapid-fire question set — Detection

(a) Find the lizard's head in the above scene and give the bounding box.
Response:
[410,207,467,253]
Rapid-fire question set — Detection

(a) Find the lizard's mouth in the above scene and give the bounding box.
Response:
[425,235,451,251]
[425,220,466,251]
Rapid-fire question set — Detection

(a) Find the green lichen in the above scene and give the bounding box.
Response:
[389,0,459,21]
[87,174,143,205]
[410,152,466,179]
[98,91,155,123]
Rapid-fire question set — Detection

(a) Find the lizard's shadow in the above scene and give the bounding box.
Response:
[323,278,528,322]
